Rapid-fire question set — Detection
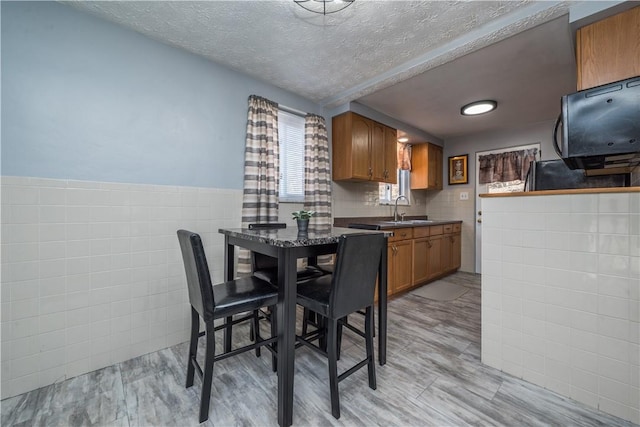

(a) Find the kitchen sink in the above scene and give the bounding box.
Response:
[380,220,434,225]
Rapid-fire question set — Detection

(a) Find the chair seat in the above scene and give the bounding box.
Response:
[213,276,278,318]
[296,275,332,318]
[253,265,326,286]
[315,264,334,275]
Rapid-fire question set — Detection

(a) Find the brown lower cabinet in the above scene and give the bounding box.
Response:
[387,222,462,298]
[387,228,413,294]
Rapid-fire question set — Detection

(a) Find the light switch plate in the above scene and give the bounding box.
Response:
[460,191,469,200]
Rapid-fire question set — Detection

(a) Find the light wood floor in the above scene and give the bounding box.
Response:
[2,272,635,426]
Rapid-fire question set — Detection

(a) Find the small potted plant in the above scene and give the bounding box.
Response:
[292,210,315,232]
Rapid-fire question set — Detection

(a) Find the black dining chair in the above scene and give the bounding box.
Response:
[247,222,329,365]
[177,230,278,423]
[294,232,385,419]
[248,223,328,284]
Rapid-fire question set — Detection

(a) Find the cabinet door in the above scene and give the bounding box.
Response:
[370,121,386,182]
[392,240,414,293]
[351,114,373,180]
[576,6,640,90]
[428,144,443,190]
[383,126,398,184]
[410,144,428,189]
[427,235,443,279]
[412,237,430,285]
[451,233,461,270]
[440,233,453,273]
[410,143,443,190]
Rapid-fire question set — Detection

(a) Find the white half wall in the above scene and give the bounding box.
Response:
[1,176,242,399]
[481,190,640,424]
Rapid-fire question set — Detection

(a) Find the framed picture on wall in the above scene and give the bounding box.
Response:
[448,154,468,185]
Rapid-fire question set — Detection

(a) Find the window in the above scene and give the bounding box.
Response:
[379,169,410,205]
[278,110,305,203]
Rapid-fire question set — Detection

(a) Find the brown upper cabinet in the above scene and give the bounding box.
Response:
[332,112,397,183]
[410,143,443,190]
[576,6,640,91]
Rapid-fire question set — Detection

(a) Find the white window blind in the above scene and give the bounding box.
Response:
[278,110,305,203]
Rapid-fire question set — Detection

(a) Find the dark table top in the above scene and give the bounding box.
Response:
[219,226,390,248]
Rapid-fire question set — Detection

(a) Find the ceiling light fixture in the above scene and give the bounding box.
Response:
[294,0,355,15]
[398,137,409,143]
[461,100,497,116]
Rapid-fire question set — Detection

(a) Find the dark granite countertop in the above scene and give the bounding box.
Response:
[334,216,462,230]
[219,226,393,248]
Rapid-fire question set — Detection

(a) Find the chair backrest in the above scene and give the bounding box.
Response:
[252,252,278,271]
[329,233,385,319]
[177,230,216,321]
[248,223,286,271]
[248,223,287,230]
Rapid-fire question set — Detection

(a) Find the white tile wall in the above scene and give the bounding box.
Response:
[481,191,640,424]
[1,176,242,399]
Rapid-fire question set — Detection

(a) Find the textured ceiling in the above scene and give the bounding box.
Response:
[64,0,581,139]
[359,15,577,139]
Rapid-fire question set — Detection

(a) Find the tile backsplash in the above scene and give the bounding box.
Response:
[1,176,242,399]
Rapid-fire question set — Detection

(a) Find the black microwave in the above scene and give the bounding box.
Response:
[554,76,640,170]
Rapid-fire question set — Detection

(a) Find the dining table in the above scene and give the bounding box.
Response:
[218,226,389,427]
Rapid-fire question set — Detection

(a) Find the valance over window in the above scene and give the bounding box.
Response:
[478,148,538,184]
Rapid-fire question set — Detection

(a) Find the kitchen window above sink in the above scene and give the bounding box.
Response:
[379,169,410,205]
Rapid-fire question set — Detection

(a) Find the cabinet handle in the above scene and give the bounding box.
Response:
[369,167,373,177]
[427,240,432,248]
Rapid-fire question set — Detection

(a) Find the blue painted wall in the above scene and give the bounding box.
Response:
[1,1,321,189]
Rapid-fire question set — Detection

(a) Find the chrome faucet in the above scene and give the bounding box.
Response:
[394,195,408,222]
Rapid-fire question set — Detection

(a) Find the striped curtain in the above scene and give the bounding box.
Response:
[303,114,332,259]
[238,95,279,274]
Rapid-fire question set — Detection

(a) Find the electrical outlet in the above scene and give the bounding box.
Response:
[460,191,469,200]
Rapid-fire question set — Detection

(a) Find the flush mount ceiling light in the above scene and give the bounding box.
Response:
[461,100,497,116]
[294,0,355,15]
[398,137,409,143]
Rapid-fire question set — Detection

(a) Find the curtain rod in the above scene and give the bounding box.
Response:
[279,104,307,118]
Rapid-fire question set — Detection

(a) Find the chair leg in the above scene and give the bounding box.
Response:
[318,315,328,351]
[270,305,278,372]
[224,316,233,353]
[253,310,261,357]
[327,318,340,419]
[337,316,345,360]
[186,307,199,388]
[199,321,216,423]
[302,308,310,336]
[365,306,377,390]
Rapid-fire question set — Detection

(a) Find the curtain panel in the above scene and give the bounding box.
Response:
[397,143,412,171]
[478,148,538,184]
[238,95,280,274]
[303,114,332,235]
